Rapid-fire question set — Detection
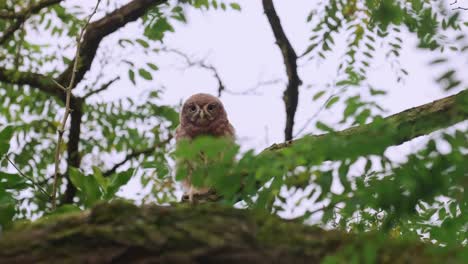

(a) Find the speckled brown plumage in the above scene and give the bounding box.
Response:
[175,93,235,201]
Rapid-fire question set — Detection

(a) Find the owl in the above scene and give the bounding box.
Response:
[175,93,235,202]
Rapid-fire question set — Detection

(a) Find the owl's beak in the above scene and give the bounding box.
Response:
[199,110,205,120]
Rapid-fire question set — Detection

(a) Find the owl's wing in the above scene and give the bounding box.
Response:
[175,124,189,142]
[224,122,236,139]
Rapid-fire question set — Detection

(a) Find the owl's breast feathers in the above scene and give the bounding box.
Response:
[176,119,235,140]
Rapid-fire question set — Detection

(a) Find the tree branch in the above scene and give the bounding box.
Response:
[161,47,226,97]
[265,90,468,159]
[102,135,173,177]
[61,99,84,205]
[0,201,464,263]
[262,0,302,141]
[57,0,167,89]
[0,69,65,100]
[0,0,63,44]
[82,76,120,99]
[52,0,102,210]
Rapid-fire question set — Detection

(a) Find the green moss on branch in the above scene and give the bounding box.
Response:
[0,201,465,263]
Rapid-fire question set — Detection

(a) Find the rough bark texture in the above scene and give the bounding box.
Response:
[262,0,301,141]
[0,201,464,263]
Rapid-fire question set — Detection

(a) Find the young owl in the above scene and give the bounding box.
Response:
[175,93,235,202]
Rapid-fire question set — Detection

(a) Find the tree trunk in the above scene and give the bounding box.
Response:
[0,201,464,263]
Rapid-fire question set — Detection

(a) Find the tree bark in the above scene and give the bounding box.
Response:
[0,201,464,263]
[264,89,468,156]
[262,0,301,141]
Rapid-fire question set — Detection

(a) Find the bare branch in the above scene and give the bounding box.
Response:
[294,89,338,137]
[163,47,281,97]
[103,135,173,177]
[450,0,468,10]
[262,0,302,141]
[52,79,67,91]
[82,76,120,99]
[162,47,226,97]
[222,79,283,96]
[52,0,102,210]
[5,154,51,200]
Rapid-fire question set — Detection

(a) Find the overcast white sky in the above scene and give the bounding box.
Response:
[58,0,468,205]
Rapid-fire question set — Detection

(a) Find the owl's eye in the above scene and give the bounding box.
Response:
[189,105,197,112]
[207,104,216,111]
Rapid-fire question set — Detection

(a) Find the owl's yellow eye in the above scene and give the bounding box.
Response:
[189,105,197,112]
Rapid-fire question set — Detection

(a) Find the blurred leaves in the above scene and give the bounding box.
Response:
[69,167,135,208]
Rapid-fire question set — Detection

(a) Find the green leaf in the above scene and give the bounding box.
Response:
[138,68,153,80]
[325,97,340,109]
[69,167,85,192]
[142,162,169,179]
[0,126,14,157]
[92,166,108,192]
[429,58,447,65]
[313,91,326,101]
[106,169,135,199]
[147,63,159,71]
[128,69,136,85]
[135,38,149,48]
[144,17,174,41]
[0,172,28,189]
[0,188,16,228]
[229,3,241,11]
[69,167,102,207]
[316,121,334,133]
[317,171,333,201]
[369,87,387,96]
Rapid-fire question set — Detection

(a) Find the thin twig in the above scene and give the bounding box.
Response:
[162,47,280,97]
[293,89,338,138]
[223,79,283,96]
[102,135,173,177]
[83,76,120,98]
[450,0,468,10]
[51,79,67,91]
[5,154,51,199]
[52,0,102,210]
[161,47,227,97]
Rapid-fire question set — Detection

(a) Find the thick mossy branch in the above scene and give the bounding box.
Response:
[0,201,465,263]
[265,89,468,159]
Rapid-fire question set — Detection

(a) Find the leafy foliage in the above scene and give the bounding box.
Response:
[0,1,467,257]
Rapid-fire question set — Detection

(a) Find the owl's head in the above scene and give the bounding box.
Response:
[180,93,227,127]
